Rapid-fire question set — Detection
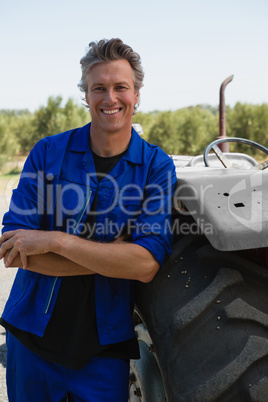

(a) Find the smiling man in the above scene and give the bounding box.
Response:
[0,39,176,402]
[87,59,139,150]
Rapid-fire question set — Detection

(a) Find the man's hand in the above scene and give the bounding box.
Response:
[0,229,55,269]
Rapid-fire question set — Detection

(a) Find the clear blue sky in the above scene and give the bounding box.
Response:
[1,0,267,113]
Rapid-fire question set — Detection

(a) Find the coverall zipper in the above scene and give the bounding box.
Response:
[43,190,92,314]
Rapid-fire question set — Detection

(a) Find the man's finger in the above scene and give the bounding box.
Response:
[0,238,12,259]
[0,231,15,245]
[4,246,18,268]
[20,252,28,270]
[0,230,24,246]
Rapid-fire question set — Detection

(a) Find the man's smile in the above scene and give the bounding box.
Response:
[101,108,122,115]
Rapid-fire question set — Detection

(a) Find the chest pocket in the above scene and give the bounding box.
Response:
[54,178,93,231]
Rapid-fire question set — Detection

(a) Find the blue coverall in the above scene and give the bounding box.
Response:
[1,123,176,401]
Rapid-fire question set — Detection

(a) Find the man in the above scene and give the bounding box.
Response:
[0,38,176,401]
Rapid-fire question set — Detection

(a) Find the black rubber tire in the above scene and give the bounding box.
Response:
[135,235,268,401]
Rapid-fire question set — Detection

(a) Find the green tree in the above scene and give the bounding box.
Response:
[177,106,218,155]
[147,106,218,155]
[62,98,89,132]
[147,111,179,154]
[0,114,21,170]
[1,100,268,170]
[228,103,268,158]
[18,97,90,153]
[132,111,158,142]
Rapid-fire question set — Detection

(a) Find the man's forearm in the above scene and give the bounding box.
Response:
[1,230,160,282]
[5,251,95,276]
[52,232,159,282]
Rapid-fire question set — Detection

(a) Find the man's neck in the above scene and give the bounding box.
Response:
[89,124,132,157]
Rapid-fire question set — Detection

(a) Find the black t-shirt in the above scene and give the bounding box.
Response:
[1,149,140,369]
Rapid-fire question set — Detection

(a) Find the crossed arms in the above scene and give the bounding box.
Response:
[0,229,159,283]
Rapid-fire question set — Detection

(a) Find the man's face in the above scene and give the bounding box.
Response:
[85,59,139,135]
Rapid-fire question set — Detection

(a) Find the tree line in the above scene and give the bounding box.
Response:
[0,96,268,172]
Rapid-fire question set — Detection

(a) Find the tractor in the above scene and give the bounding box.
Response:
[129,77,268,401]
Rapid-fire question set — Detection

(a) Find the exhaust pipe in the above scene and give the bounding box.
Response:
[218,75,234,152]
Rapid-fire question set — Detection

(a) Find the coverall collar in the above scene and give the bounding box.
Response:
[70,123,143,165]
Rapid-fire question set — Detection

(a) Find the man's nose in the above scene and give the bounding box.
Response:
[105,89,117,104]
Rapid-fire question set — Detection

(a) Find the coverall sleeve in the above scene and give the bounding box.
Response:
[2,140,48,234]
[132,156,177,267]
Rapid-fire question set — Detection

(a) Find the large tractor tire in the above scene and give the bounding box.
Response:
[134,235,268,401]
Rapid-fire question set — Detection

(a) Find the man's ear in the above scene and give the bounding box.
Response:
[135,90,140,104]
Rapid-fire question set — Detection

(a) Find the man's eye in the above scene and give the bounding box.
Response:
[93,87,105,91]
[116,86,126,90]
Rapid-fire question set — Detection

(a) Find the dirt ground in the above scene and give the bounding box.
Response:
[0,183,18,401]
